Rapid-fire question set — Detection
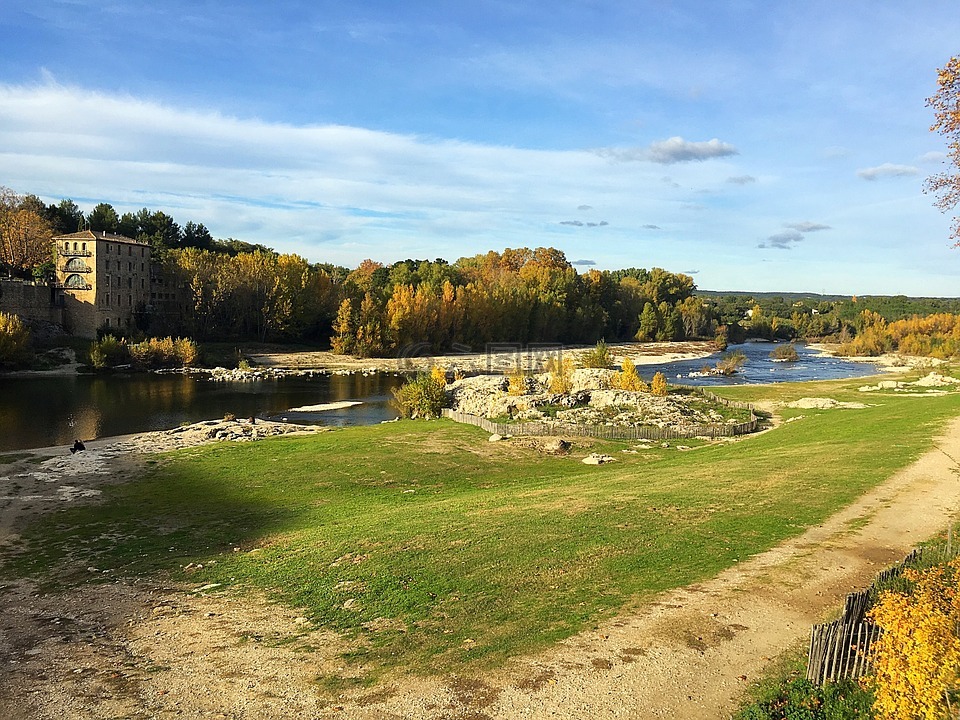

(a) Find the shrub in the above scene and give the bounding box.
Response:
[770,344,799,362]
[544,355,574,394]
[581,340,613,368]
[507,364,527,396]
[88,334,128,368]
[127,336,199,369]
[716,350,747,376]
[0,312,32,366]
[867,562,960,720]
[650,371,668,396]
[392,372,448,419]
[613,357,648,391]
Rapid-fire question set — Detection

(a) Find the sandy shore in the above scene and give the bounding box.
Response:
[247,340,718,374]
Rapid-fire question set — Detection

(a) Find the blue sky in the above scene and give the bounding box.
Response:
[2,1,959,295]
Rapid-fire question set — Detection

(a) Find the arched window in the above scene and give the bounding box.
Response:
[81,242,86,252]
[64,258,88,271]
[63,241,69,252]
[72,242,78,251]
[64,274,86,288]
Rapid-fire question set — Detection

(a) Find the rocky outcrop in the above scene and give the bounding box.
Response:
[447,374,743,430]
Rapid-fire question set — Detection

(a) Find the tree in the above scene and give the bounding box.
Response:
[87,203,119,233]
[0,187,54,275]
[926,56,960,244]
[50,199,84,234]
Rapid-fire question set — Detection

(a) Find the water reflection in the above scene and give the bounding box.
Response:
[0,345,879,452]
[0,372,405,452]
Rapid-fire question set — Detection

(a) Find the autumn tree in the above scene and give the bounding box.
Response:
[926,56,960,244]
[0,187,54,276]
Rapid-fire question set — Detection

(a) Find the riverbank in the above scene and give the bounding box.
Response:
[245,340,718,374]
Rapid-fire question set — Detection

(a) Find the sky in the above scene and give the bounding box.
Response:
[1,1,960,296]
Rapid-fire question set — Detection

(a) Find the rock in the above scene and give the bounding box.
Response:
[488,434,503,442]
[537,438,571,455]
[582,453,615,465]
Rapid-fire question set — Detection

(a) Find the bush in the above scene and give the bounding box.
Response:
[716,350,747,376]
[581,340,613,368]
[507,364,527,396]
[127,336,199,369]
[613,357,648,391]
[0,312,32,366]
[650,371,668,396]
[88,334,128,368]
[392,372,448,419]
[544,355,575,394]
[770,344,799,362]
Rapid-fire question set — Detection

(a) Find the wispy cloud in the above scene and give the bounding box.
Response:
[596,136,738,164]
[758,229,804,250]
[641,224,661,230]
[856,163,919,181]
[726,175,756,185]
[571,258,596,266]
[559,220,609,227]
[784,221,831,232]
[577,204,593,210]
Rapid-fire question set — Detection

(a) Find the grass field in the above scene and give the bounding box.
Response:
[7,372,960,687]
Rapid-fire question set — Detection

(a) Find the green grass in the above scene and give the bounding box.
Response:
[5,374,960,687]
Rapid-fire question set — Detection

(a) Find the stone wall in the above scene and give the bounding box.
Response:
[0,279,63,325]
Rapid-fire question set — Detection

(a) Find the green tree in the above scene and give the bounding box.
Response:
[87,203,119,233]
[636,302,660,342]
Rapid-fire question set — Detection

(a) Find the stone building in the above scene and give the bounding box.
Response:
[53,230,152,338]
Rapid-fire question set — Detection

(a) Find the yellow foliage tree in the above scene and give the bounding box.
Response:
[868,564,960,720]
[650,371,668,396]
[544,355,574,394]
[613,357,647,391]
[926,56,960,245]
[507,363,527,396]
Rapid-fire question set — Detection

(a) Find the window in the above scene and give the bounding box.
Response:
[81,242,86,252]
[141,279,145,289]
[105,318,110,328]
[64,258,87,271]
[116,261,120,271]
[141,248,145,257]
[127,278,132,289]
[105,293,110,305]
[128,246,132,256]
[72,242,78,251]
[64,274,86,288]
[63,241,69,252]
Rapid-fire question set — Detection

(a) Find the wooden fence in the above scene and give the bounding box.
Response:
[441,389,759,441]
[806,548,925,684]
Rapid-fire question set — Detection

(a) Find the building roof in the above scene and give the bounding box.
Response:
[53,229,149,246]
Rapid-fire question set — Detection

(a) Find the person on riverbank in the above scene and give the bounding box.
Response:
[70,439,85,454]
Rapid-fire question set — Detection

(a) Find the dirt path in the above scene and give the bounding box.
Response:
[1,415,959,719]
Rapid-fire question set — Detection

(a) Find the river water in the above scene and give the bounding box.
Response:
[0,343,879,452]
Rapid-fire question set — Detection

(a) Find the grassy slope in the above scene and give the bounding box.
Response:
[8,373,960,685]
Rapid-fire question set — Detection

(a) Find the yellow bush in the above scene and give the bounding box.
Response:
[868,563,960,720]
[544,355,574,394]
[507,364,527,396]
[0,312,32,366]
[613,357,648,391]
[650,371,668,396]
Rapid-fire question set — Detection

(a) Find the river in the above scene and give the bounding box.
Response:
[0,343,880,452]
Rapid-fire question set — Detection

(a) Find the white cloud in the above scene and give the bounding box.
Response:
[784,221,831,232]
[856,163,919,181]
[726,175,756,185]
[596,137,738,164]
